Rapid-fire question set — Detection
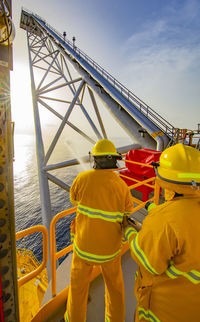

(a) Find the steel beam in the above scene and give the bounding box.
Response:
[27,28,52,279]
[44,79,85,164]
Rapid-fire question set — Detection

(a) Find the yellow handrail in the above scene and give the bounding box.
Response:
[117,159,156,190]
[50,207,77,297]
[118,173,155,189]
[122,158,154,168]
[16,159,161,301]
[16,225,48,288]
[127,180,160,212]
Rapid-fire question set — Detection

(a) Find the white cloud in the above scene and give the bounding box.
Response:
[118,0,200,129]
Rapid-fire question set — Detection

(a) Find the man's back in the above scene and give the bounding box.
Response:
[134,195,200,322]
[70,169,133,259]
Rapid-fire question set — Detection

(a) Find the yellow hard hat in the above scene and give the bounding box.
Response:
[92,139,120,156]
[157,143,200,185]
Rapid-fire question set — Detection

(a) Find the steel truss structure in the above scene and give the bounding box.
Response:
[20,9,175,275]
[25,17,137,191]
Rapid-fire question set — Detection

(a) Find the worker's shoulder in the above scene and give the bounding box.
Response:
[76,169,94,179]
[76,169,129,187]
[147,197,196,223]
[146,200,177,223]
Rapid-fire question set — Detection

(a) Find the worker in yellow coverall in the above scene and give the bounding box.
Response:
[123,143,200,322]
[64,139,134,322]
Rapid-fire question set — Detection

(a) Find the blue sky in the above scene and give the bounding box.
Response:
[11,0,200,133]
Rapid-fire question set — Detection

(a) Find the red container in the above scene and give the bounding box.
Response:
[120,149,161,201]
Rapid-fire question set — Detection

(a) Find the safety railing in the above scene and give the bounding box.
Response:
[175,128,200,147]
[49,164,160,297]
[16,225,48,288]
[15,157,161,299]
[49,210,129,298]
[21,8,175,138]
[50,207,76,297]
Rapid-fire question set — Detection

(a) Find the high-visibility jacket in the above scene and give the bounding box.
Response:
[70,169,134,263]
[125,193,200,322]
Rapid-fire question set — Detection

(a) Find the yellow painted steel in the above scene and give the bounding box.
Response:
[16,225,48,288]
[151,131,164,138]
[50,207,77,297]
[55,244,73,261]
[131,196,143,205]
[17,248,41,267]
[129,177,155,189]
[154,181,161,205]
[122,158,154,168]
[16,249,48,322]
[118,173,155,189]
[0,47,19,320]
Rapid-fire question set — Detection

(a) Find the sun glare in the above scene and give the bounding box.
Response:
[10,63,34,133]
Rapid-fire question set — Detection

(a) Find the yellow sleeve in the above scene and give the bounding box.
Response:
[126,211,178,275]
[70,175,79,205]
[124,226,137,243]
[125,188,134,214]
[70,218,76,243]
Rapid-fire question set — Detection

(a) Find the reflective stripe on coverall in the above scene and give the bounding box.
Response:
[125,191,200,322]
[66,169,134,322]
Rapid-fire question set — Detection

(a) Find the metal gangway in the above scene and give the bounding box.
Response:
[20,8,175,152]
[19,8,176,278]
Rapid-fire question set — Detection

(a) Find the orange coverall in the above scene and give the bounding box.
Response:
[125,179,200,322]
[65,169,134,322]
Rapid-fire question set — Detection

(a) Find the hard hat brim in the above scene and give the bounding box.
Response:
[157,167,200,185]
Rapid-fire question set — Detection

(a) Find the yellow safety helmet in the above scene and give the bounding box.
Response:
[92,139,120,157]
[157,143,200,186]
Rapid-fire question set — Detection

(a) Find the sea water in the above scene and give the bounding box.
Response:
[14,133,78,263]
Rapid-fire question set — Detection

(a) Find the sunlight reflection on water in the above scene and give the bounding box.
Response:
[14,134,36,178]
[13,133,90,261]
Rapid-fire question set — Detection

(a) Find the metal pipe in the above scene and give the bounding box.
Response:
[88,86,107,139]
[47,173,70,191]
[38,77,82,95]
